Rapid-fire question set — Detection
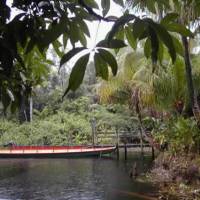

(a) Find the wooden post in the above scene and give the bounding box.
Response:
[116,143,119,160]
[139,126,144,155]
[99,151,102,158]
[90,118,96,147]
[124,143,127,161]
[116,127,119,146]
[115,127,119,160]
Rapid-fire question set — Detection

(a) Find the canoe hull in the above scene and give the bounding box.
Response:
[0,147,116,158]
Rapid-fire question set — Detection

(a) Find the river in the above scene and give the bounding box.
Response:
[0,152,156,200]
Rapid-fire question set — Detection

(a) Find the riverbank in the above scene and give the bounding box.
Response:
[147,152,200,200]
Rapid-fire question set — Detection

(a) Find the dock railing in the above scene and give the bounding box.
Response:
[94,130,154,160]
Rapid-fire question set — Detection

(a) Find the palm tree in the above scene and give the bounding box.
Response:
[98,45,200,149]
[98,49,160,152]
[127,0,200,118]
[178,1,200,120]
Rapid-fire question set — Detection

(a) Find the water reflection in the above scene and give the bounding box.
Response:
[0,152,155,200]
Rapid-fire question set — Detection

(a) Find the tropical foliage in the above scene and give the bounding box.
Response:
[0,0,194,113]
[1,1,200,198]
[154,116,200,154]
[0,96,135,145]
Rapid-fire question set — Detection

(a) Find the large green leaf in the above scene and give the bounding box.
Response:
[161,13,179,26]
[108,14,137,42]
[144,38,151,59]
[78,30,87,46]
[148,26,159,64]
[52,40,63,58]
[85,0,99,9]
[60,47,86,68]
[69,22,80,45]
[165,23,193,37]
[94,52,109,80]
[98,49,118,76]
[115,27,124,41]
[77,20,90,37]
[114,28,125,53]
[97,39,126,48]
[158,42,164,63]
[132,18,147,40]
[63,53,90,96]
[146,19,176,63]
[125,26,137,49]
[171,36,184,56]
[38,17,68,51]
[101,0,110,16]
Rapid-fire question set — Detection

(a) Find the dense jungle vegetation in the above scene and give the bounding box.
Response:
[0,64,135,145]
[1,0,200,199]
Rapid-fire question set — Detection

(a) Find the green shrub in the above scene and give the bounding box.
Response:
[0,112,91,145]
[0,96,136,146]
[154,117,200,154]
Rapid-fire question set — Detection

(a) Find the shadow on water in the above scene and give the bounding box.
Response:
[0,151,156,200]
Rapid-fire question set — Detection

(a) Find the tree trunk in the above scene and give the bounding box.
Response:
[24,95,32,122]
[29,95,33,122]
[182,36,200,121]
[132,89,144,154]
[18,94,27,123]
[18,86,32,123]
[182,36,195,108]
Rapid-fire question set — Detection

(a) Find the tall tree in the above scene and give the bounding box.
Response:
[16,46,50,122]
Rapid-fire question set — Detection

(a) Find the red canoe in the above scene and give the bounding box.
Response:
[0,145,116,158]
